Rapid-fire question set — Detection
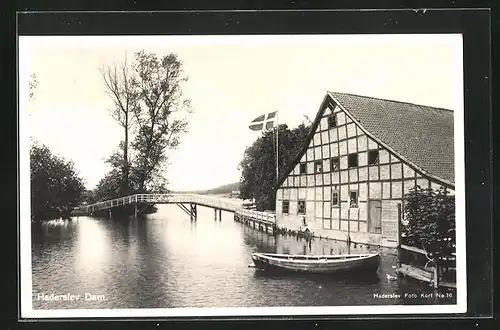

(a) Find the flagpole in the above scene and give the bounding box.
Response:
[276,111,279,184]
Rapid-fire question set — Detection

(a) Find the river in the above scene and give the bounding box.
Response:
[31,204,456,310]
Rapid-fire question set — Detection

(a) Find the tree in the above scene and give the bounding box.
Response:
[97,51,192,199]
[100,56,140,196]
[239,124,311,211]
[402,185,455,260]
[92,169,123,202]
[81,189,98,204]
[129,51,192,192]
[30,141,85,220]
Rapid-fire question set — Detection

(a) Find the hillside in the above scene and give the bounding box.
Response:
[204,182,240,195]
[173,182,240,195]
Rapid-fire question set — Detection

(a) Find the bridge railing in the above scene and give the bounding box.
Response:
[190,194,242,211]
[75,193,276,224]
[235,208,275,224]
[77,193,245,213]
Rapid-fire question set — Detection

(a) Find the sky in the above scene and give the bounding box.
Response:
[19,34,463,192]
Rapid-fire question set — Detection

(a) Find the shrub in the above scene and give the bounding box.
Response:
[402,185,455,259]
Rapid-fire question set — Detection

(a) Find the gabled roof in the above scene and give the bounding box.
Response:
[277,92,455,189]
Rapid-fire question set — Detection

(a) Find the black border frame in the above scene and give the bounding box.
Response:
[1,4,493,329]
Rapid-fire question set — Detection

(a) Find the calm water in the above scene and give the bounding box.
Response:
[31,205,456,309]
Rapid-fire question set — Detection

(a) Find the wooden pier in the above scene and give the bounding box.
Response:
[234,208,275,234]
[396,244,456,289]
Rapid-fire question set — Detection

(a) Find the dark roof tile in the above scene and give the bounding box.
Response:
[329,92,455,185]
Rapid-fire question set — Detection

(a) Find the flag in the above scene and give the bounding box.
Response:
[249,111,277,131]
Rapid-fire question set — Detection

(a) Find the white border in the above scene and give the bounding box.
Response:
[19,34,466,319]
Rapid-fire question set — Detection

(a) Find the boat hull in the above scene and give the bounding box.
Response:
[251,253,381,274]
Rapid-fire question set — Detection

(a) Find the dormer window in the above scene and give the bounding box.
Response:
[327,115,337,128]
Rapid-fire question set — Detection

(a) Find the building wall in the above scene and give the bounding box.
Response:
[276,101,453,247]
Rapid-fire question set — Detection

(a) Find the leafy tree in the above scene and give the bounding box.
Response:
[402,185,455,260]
[96,51,192,201]
[239,124,310,211]
[30,141,85,220]
[81,189,97,204]
[92,169,122,202]
[100,56,140,196]
[130,51,191,193]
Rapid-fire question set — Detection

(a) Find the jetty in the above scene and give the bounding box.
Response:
[396,243,456,289]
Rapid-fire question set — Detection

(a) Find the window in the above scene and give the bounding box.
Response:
[349,191,359,208]
[282,200,290,214]
[332,190,340,207]
[299,163,307,174]
[331,157,340,171]
[368,150,380,165]
[327,115,337,128]
[315,161,323,173]
[298,200,306,215]
[348,153,359,168]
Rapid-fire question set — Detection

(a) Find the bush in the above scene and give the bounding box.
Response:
[30,142,85,221]
[402,185,455,258]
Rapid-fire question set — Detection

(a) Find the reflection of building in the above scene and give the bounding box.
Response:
[275,92,455,247]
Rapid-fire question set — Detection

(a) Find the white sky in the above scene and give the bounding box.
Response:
[19,34,463,191]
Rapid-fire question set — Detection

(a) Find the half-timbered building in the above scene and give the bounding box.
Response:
[275,92,455,248]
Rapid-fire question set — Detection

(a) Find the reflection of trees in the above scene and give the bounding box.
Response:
[110,217,131,247]
[31,220,78,245]
[126,217,174,307]
[136,217,149,245]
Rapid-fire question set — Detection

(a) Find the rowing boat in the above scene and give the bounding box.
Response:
[251,252,380,274]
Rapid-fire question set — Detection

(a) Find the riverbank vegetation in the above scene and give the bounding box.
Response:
[30,141,86,221]
[29,73,87,221]
[83,50,192,213]
[238,123,310,211]
[402,185,455,275]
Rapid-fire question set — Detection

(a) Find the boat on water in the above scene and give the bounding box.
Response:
[250,252,381,274]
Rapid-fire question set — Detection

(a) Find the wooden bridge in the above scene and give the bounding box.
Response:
[75,193,276,227]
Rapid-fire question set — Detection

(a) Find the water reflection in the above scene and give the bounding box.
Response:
[31,205,456,309]
[253,269,381,285]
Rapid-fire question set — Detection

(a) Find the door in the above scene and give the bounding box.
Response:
[368,200,382,234]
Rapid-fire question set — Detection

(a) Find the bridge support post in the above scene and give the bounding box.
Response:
[219,209,222,221]
[134,203,138,219]
[190,203,197,221]
[214,208,218,221]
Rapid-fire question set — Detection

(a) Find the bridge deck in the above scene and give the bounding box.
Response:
[76,193,275,224]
